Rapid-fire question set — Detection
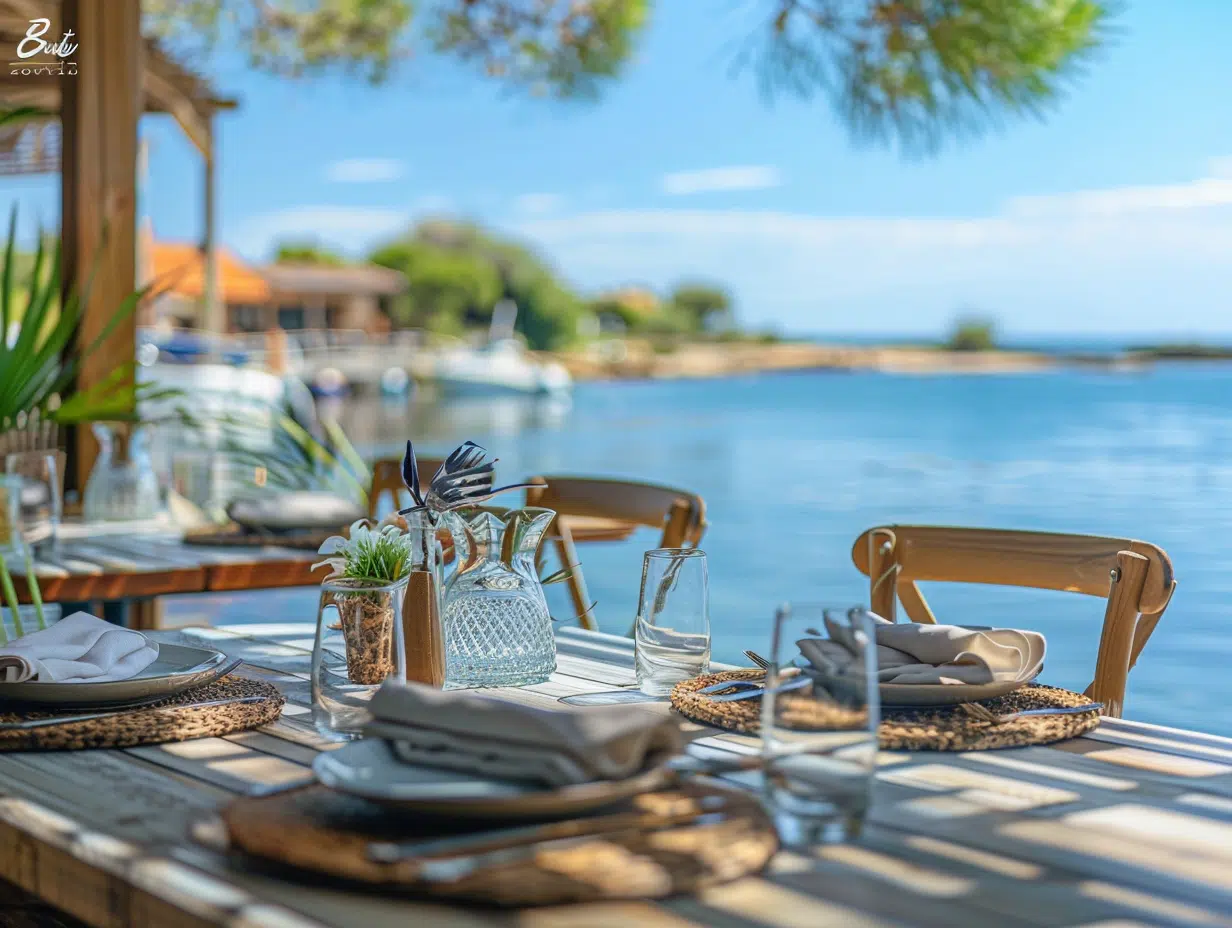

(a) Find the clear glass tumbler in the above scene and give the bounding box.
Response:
[5,451,63,554]
[311,575,408,739]
[634,548,711,696]
[761,603,880,846]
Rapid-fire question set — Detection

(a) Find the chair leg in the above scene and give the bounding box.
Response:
[868,529,898,623]
[552,526,595,631]
[1087,551,1149,718]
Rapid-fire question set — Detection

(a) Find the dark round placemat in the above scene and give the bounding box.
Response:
[0,676,284,751]
[218,781,777,907]
[670,670,1100,751]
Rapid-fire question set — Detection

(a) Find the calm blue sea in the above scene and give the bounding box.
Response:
[171,364,1232,736]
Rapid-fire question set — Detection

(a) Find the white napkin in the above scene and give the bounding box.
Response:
[798,618,1045,686]
[0,612,159,684]
[364,680,681,787]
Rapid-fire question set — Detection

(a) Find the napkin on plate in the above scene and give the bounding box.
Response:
[0,612,159,684]
[797,615,1045,686]
[364,680,681,787]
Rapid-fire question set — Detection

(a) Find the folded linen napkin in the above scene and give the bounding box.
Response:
[364,680,682,787]
[797,615,1045,686]
[0,612,159,684]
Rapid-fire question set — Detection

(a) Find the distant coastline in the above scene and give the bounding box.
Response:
[549,338,1232,381]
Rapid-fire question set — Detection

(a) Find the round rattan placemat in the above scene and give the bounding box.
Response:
[0,676,285,751]
[219,781,777,907]
[670,670,1100,751]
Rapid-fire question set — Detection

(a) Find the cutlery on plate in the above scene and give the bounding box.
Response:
[702,675,812,702]
[404,811,730,882]
[960,701,1103,724]
[696,668,803,696]
[0,694,268,731]
[366,795,730,864]
[743,650,770,669]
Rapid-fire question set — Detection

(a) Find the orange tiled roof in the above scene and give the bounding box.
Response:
[148,242,271,304]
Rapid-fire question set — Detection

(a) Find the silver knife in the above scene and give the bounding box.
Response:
[0,694,269,731]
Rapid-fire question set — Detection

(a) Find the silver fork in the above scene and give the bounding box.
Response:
[959,701,1103,724]
[0,695,268,731]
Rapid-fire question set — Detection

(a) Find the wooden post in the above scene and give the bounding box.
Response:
[200,115,222,334]
[60,0,142,492]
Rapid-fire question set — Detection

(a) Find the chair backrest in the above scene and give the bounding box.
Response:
[525,476,707,632]
[850,525,1176,717]
[525,476,707,548]
[367,456,445,521]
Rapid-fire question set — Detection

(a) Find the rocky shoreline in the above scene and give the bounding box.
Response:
[549,341,1150,381]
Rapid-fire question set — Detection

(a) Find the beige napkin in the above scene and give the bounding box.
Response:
[0,612,159,684]
[364,680,681,787]
[798,618,1045,686]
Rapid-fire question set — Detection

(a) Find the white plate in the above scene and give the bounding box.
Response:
[0,644,238,708]
[313,738,673,819]
[879,672,1039,707]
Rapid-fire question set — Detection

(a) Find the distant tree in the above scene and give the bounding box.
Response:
[369,238,502,333]
[669,282,734,332]
[273,240,347,266]
[946,316,998,352]
[143,1,1112,152]
[372,220,588,349]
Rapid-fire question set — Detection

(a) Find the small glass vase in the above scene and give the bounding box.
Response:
[83,422,161,522]
[441,507,556,688]
[311,575,408,739]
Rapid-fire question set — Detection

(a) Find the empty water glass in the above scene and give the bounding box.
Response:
[4,451,62,553]
[634,548,710,695]
[761,603,880,846]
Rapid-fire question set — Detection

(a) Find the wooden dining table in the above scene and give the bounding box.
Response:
[0,623,1228,928]
[8,516,637,630]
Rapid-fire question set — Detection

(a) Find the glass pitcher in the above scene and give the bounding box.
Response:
[441,507,556,688]
[83,423,161,522]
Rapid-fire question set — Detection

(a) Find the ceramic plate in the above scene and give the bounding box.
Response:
[313,738,674,819]
[0,644,239,708]
[879,672,1039,707]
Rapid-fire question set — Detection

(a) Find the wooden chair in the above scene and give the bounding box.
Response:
[525,477,707,631]
[850,526,1176,717]
[367,456,445,521]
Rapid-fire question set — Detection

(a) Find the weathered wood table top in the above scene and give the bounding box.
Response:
[0,624,1229,928]
[9,516,636,606]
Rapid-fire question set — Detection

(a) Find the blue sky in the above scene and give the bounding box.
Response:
[7,1,1232,337]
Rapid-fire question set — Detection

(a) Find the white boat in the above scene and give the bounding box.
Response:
[432,338,572,396]
[429,300,572,397]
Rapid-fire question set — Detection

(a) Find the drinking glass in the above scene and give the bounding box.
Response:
[761,603,880,846]
[4,451,62,553]
[311,575,408,740]
[634,548,710,695]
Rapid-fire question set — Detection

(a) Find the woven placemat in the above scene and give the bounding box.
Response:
[218,781,777,907]
[183,523,333,550]
[0,676,284,751]
[671,670,1100,751]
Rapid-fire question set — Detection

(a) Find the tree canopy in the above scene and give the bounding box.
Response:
[142,0,1113,152]
[369,220,585,349]
[272,240,348,266]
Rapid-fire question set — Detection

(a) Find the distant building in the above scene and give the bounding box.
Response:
[145,241,271,330]
[261,263,406,335]
[144,239,406,334]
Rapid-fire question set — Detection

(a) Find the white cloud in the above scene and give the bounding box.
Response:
[325,158,405,183]
[661,165,782,196]
[511,167,1232,336]
[512,193,564,216]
